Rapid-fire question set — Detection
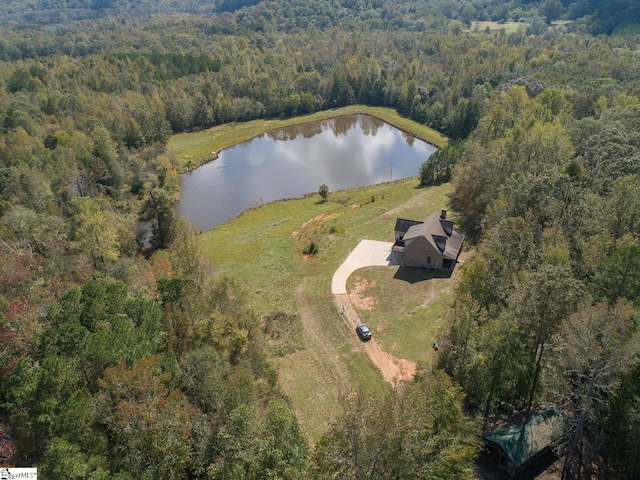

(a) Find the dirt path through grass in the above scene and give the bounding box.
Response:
[273,279,353,444]
[334,293,417,384]
[297,284,352,389]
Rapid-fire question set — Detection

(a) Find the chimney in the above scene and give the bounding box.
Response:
[440,209,447,219]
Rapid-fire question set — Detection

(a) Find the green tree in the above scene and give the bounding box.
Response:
[39,279,163,389]
[312,371,479,479]
[439,293,530,416]
[318,183,329,202]
[442,99,480,140]
[510,265,585,415]
[6,68,34,93]
[605,175,640,241]
[449,147,495,241]
[141,187,178,249]
[258,399,309,478]
[605,364,640,478]
[97,355,209,479]
[5,355,96,463]
[179,346,231,416]
[593,243,640,303]
[207,403,263,479]
[477,216,539,313]
[40,438,111,480]
[69,197,126,267]
[551,300,640,480]
[419,140,467,186]
[540,0,563,24]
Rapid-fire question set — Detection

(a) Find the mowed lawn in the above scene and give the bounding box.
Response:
[346,264,460,366]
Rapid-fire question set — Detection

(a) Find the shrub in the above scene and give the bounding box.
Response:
[303,240,319,255]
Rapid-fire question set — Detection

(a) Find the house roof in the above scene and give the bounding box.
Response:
[403,211,465,260]
[394,218,423,233]
[483,408,566,474]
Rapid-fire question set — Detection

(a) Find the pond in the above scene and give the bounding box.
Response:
[177,114,437,231]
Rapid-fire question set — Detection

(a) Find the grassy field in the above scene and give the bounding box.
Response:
[471,20,527,33]
[346,265,459,366]
[199,178,453,442]
[201,179,452,315]
[177,109,456,443]
[167,105,449,171]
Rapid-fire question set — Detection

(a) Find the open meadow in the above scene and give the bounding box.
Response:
[201,178,455,441]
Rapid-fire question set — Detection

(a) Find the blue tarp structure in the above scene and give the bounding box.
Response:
[483,407,566,476]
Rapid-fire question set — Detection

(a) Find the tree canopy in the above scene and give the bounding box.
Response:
[1,0,640,477]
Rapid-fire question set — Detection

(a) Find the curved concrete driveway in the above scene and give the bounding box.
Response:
[331,239,397,294]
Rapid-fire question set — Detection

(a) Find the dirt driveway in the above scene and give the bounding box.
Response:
[332,239,416,384]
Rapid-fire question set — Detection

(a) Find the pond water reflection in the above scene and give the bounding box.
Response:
[178,114,437,231]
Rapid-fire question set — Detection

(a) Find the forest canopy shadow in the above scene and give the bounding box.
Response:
[393,267,452,284]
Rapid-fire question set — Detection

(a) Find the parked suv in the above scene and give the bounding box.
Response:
[355,323,372,342]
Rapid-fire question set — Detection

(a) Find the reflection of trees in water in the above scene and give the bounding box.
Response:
[266,115,385,142]
[359,114,383,137]
[266,122,323,141]
[402,131,415,146]
[263,114,418,148]
[267,129,294,141]
[331,115,358,137]
[302,122,323,139]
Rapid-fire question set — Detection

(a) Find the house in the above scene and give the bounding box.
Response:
[482,407,566,476]
[392,209,465,270]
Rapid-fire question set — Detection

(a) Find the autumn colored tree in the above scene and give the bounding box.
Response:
[97,355,209,479]
[69,197,130,267]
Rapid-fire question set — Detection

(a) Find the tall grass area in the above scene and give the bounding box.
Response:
[167,105,448,171]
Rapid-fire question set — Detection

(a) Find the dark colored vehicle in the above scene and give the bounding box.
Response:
[356,323,372,342]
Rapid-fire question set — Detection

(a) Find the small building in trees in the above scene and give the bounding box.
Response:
[482,408,566,476]
[392,209,465,270]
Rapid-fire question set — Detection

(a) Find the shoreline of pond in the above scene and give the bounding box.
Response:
[167,105,448,173]
[177,114,438,231]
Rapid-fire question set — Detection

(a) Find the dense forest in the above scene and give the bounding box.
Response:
[1,0,640,478]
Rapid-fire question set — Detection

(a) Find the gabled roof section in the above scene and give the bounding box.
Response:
[483,408,566,475]
[394,218,423,234]
[441,219,454,236]
[403,211,465,260]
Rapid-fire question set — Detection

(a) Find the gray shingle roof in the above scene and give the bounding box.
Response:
[402,211,465,261]
[394,218,424,234]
